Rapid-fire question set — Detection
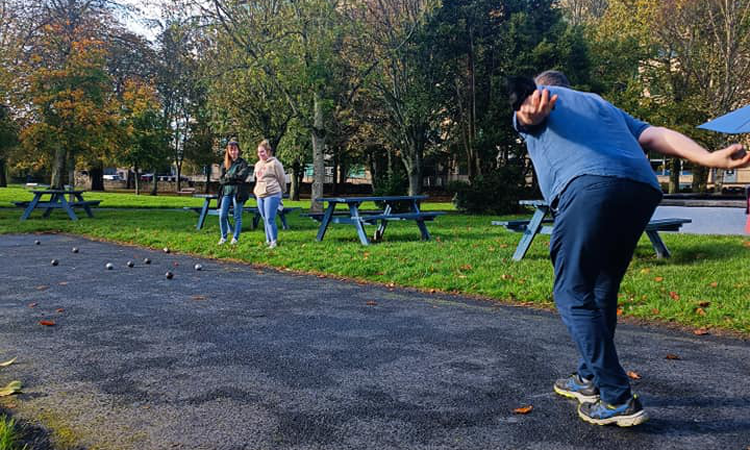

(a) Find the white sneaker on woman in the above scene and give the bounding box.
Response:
[268,241,277,249]
[230,238,238,245]
[217,237,227,245]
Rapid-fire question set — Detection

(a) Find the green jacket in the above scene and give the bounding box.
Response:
[219,158,251,203]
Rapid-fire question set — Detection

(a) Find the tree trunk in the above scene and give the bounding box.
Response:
[713,169,725,195]
[402,140,423,196]
[339,158,348,194]
[127,170,134,189]
[290,160,302,201]
[332,147,340,195]
[692,166,708,193]
[668,158,680,194]
[50,145,67,189]
[0,159,7,187]
[205,165,210,194]
[176,164,182,192]
[310,92,326,213]
[134,166,140,196]
[89,164,104,191]
[67,151,75,190]
[150,169,159,196]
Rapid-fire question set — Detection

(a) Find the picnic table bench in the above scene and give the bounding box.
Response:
[493,200,692,260]
[15,190,101,221]
[187,194,300,231]
[303,195,445,245]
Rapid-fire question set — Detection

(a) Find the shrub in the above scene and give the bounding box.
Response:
[448,167,527,215]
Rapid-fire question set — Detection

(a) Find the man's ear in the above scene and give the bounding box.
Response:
[507,76,537,111]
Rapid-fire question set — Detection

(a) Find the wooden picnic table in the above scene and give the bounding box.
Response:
[306,195,445,245]
[187,194,299,231]
[493,200,692,261]
[16,189,101,221]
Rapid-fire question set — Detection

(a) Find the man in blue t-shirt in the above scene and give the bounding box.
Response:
[513,70,750,427]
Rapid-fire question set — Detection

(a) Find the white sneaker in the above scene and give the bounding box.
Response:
[268,241,277,249]
[217,237,227,245]
[230,238,238,245]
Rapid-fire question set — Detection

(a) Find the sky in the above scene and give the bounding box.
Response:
[117,0,162,42]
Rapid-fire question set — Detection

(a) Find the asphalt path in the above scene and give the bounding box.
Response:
[0,234,748,450]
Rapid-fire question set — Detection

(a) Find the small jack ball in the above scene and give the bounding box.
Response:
[194,264,203,271]
[126,261,134,268]
[105,263,114,270]
[72,247,79,253]
[35,240,41,245]
[165,271,174,280]
[143,258,151,264]
[163,247,170,254]
[51,259,59,266]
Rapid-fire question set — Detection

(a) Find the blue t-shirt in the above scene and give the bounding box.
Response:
[513,86,661,203]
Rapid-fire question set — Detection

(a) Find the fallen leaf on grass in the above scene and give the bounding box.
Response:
[0,381,22,397]
[39,320,55,326]
[28,302,38,308]
[695,307,707,316]
[0,357,17,367]
[365,301,378,306]
[698,301,711,308]
[665,354,681,360]
[709,282,718,288]
[743,241,750,248]
[669,291,680,301]
[654,277,664,282]
[627,371,642,380]
[693,328,710,336]
[513,405,533,414]
[651,308,660,315]
[460,264,473,271]
[616,308,624,316]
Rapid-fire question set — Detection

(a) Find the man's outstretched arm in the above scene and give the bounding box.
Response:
[639,126,750,169]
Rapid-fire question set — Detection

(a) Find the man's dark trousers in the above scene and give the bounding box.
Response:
[550,175,662,405]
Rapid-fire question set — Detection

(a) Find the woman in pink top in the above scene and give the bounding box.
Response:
[253,140,286,248]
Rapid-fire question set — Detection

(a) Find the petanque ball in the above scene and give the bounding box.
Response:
[50,259,58,266]
[35,240,40,245]
[194,264,203,271]
[165,271,174,280]
[126,261,134,268]
[72,247,79,253]
[105,263,114,270]
[163,247,170,254]
[143,258,151,264]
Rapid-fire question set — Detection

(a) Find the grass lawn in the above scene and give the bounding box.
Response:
[1,185,749,335]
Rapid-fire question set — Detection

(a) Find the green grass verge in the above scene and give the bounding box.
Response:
[1,187,748,335]
[0,415,26,450]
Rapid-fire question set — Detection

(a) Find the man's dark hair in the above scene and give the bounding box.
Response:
[535,70,570,88]
[507,76,537,111]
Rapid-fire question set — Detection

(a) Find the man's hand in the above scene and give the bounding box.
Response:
[516,88,558,126]
[705,144,750,169]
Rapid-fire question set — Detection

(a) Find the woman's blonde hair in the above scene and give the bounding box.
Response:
[258,139,273,156]
[224,140,240,170]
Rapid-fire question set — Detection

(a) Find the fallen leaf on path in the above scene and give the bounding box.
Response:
[365,301,378,306]
[56,308,64,313]
[513,405,533,414]
[191,295,206,301]
[693,328,710,336]
[28,302,38,308]
[0,381,22,397]
[627,371,642,380]
[665,354,681,360]
[58,281,68,286]
[0,357,17,367]
[39,320,55,326]
[35,285,49,291]
[429,289,436,294]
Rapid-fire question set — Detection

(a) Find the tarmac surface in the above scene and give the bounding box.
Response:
[0,234,749,450]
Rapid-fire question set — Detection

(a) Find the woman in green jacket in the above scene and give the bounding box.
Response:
[218,140,251,245]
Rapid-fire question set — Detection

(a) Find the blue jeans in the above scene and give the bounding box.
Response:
[219,194,244,240]
[550,175,661,405]
[257,194,282,243]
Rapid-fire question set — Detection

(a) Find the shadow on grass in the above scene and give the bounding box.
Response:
[0,406,86,450]
[638,241,746,266]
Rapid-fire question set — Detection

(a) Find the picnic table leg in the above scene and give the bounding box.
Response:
[57,194,78,221]
[20,194,42,221]
[416,220,431,240]
[42,193,57,218]
[196,199,211,230]
[279,211,290,230]
[252,211,261,230]
[512,206,548,261]
[315,203,336,242]
[76,193,95,218]
[349,203,370,245]
[645,230,671,258]
[374,204,392,242]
